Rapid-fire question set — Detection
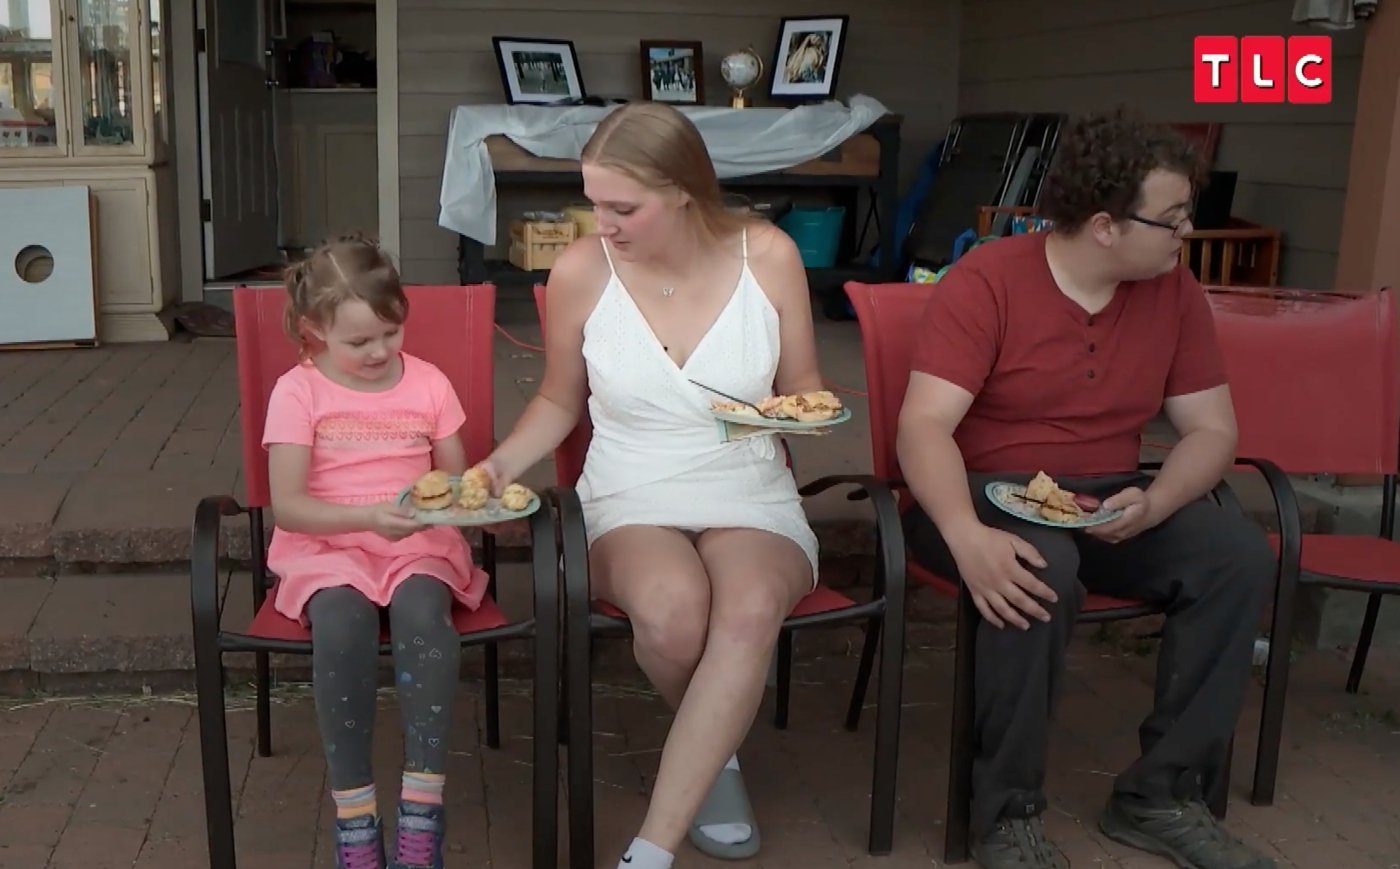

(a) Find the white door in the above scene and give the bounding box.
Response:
[197,0,279,280]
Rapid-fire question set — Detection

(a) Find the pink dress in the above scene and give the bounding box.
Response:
[261,352,488,622]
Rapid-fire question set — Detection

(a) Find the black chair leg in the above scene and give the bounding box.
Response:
[1252,565,1298,806]
[774,628,793,730]
[196,647,237,869]
[566,626,595,867]
[255,651,271,758]
[945,590,978,864]
[845,617,881,731]
[484,642,501,749]
[1208,735,1233,818]
[868,594,905,854]
[1345,592,1384,694]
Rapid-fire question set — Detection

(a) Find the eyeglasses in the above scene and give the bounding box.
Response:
[1128,213,1192,238]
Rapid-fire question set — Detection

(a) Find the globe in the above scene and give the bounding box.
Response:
[720,47,764,107]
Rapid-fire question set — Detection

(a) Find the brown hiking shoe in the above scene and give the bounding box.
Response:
[970,816,1068,869]
[1099,796,1275,868]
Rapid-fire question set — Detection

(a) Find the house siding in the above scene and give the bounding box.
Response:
[395,0,960,283]
[959,0,1367,289]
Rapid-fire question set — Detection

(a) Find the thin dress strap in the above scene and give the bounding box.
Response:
[599,236,618,273]
[741,226,748,262]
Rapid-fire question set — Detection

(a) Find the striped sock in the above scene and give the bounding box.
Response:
[402,771,446,805]
[332,783,377,820]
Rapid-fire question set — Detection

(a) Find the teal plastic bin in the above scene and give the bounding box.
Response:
[777,206,845,268]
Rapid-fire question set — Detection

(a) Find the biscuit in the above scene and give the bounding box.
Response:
[457,484,489,511]
[1024,471,1056,503]
[411,470,454,511]
[500,483,533,512]
[462,465,491,492]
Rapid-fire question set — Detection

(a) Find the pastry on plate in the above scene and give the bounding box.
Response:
[1039,487,1083,523]
[712,400,761,417]
[457,482,489,511]
[790,390,843,422]
[1024,470,1056,503]
[411,469,454,511]
[462,465,491,492]
[500,483,534,512]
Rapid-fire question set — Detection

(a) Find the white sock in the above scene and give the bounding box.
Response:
[618,836,673,868]
[698,754,752,845]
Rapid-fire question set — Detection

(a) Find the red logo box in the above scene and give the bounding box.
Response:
[1288,35,1332,104]
[1193,35,1332,104]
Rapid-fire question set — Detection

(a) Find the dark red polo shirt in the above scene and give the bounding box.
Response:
[910,232,1227,477]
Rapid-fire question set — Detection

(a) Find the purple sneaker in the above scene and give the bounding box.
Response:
[334,814,385,869]
[390,800,446,869]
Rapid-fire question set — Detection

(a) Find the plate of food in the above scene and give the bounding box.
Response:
[396,468,541,526]
[985,471,1123,529]
[709,389,852,430]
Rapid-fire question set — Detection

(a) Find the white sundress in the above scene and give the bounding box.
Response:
[574,229,820,582]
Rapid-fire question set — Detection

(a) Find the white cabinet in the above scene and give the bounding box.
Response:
[0,0,177,343]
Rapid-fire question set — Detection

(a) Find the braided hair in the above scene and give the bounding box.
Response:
[282,234,407,359]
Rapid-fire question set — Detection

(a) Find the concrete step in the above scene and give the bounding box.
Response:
[0,555,944,697]
[0,465,1323,576]
[0,466,1329,698]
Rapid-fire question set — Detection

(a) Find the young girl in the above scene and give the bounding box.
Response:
[262,235,488,869]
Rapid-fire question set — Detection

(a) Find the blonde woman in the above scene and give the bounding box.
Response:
[482,102,825,868]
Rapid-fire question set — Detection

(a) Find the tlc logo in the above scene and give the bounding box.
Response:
[1193,35,1332,104]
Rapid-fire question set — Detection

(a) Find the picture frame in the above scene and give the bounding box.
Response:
[768,15,849,101]
[640,40,705,105]
[492,37,586,105]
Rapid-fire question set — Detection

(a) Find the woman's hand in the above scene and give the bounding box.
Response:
[364,501,425,541]
[472,456,512,497]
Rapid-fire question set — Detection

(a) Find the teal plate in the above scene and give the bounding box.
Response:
[710,406,853,431]
[396,476,541,526]
[984,481,1123,529]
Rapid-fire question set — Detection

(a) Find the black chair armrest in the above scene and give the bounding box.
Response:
[799,474,907,605]
[550,485,591,623]
[525,497,560,635]
[191,495,246,633]
[1233,456,1304,571]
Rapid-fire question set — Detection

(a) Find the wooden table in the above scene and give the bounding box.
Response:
[457,115,904,287]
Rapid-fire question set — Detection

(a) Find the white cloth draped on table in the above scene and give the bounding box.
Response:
[437,95,891,246]
[1292,0,1379,29]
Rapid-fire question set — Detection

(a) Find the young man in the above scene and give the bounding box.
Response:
[897,108,1276,869]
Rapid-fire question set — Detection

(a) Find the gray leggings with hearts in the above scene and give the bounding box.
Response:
[306,575,461,790]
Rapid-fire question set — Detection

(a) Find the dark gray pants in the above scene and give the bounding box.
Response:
[904,472,1274,840]
[306,575,462,791]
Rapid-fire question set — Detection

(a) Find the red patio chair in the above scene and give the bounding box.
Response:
[190,284,559,869]
[532,284,907,868]
[842,280,1237,863]
[1208,286,1396,806]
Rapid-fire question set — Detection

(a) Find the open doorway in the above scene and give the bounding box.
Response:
[197,0,378,291]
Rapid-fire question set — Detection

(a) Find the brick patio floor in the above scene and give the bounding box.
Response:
[1,621,1397,868]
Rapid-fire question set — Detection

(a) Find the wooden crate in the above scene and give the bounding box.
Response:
[508,218,576,271]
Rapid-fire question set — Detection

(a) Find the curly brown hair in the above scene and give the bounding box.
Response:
[1038,106,1200,233]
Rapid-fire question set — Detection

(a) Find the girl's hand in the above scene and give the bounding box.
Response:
[365,501,425,541]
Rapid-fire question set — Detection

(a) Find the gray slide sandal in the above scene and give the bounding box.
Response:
[687,767,761,860]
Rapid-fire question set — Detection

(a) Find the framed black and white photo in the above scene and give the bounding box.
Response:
[492,37,586,104]
[768,15,848,101]
[640,40,705,104]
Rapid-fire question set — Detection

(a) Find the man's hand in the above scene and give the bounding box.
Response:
[1083,486,1160,543]
[948,524,1059,630]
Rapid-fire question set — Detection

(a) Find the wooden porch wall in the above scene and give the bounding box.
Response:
[394,0,959,284]
[959,0,1367,290]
